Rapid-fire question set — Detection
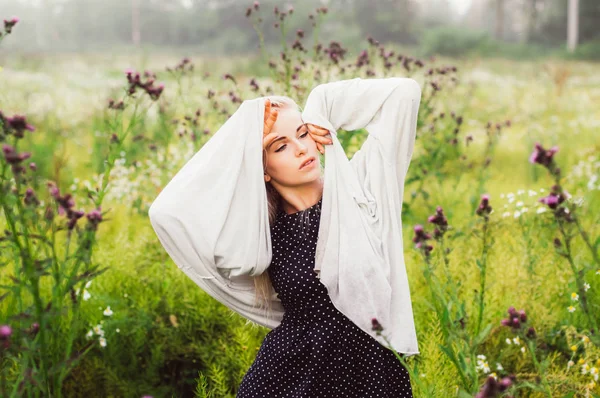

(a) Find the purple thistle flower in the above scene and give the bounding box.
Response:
[476,194,492,217]
[3,17,19,34]
[2,144,31,165]
[501,307,528,331]
[475,374,514,398]
[412,224,432,243]
[371,318,383,333]
[86,207,103,226]
[529,142,559,168]
[0,325,12,340]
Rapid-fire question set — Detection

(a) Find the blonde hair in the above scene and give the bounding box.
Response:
[254,95,302,318]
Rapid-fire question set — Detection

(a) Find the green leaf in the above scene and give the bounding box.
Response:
[474,323,493,346]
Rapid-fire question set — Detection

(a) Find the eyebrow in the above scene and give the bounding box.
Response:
[267,123,307,150]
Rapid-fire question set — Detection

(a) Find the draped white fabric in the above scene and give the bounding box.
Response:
[148,77,422,356]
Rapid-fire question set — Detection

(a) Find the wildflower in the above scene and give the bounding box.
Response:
[476,355,491,374]
[371,318,383,334]
[124,69,164,101]
[475,374,515,398]
[520,346,526,354]
[476,194,492,217]
[427,206,449,238]
[568,360,574,369]
[536,207,547,214]
[412,224,433,256]
[570,345,578,352]
[99,336,107,348]
[500,306,527,330]
[103,306,113,316]
[3,16,19,34]
[512,336,521,345]
[568,305,576,313]
[505,338,511,345]
[3,144,31,165]
[86,330,94,340]
[571,292,579,301]
[582,335,590,343]
[0,325,12,340]
[92,324,104,336]
[583,282,590,291]
[86,207,104,230]
[529,142,559,169]
[591,367,598,381]
[582,363,590,375]
[496,363,503,371]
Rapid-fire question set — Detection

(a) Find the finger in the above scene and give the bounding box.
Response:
[311,133,332,146]
[317,142,324,155]
[307,124,331,137]
[264,99,271,124]
[264,108,278,136]
[263,132,280,149]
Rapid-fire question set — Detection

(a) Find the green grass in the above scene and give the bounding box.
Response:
[1,52,599,397]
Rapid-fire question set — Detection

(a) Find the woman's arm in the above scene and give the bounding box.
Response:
[301,77,421,178]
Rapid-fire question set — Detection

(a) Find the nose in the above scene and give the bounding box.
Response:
[295,140,308,155]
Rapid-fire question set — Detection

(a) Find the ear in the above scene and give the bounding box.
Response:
[264,172,271,183]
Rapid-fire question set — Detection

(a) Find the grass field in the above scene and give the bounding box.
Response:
[1,43,599,397]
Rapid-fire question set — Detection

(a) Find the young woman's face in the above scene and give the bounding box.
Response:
[263,107,322,187]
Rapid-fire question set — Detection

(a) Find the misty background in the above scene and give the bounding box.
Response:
[1,0,599,59]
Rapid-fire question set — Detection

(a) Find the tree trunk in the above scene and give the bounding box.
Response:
[495,0,505,41]
[132,0,141,46]
[567,0,579,52]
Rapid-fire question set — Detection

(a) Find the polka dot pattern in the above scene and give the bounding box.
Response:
[237,197,413,397]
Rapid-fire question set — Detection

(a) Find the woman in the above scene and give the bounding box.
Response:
[148,77,421,397]
[235,96,414,397]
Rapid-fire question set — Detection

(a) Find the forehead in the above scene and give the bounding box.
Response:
[272,108,303,135]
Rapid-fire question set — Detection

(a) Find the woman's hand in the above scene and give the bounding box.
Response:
[306,123,332,155]
[263,99,279,150]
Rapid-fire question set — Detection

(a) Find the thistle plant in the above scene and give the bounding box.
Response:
[530,142,599,338]
[410,201,496,396]
[0,32,165,393]
[499,307,551,397]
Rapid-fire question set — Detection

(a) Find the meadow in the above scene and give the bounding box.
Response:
[1,7,600,398]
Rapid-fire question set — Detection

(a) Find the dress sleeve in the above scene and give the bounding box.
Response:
[301,77,421,179]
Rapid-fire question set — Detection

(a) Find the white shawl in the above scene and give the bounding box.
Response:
[148,77,421,356]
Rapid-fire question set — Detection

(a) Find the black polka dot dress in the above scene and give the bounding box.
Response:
[237,197,413,398]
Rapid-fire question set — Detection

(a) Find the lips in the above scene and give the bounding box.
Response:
[299,156,316,170]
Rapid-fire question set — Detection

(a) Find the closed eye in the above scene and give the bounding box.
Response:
[275,131,310,153]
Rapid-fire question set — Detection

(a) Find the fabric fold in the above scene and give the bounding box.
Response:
[148,77,422,356]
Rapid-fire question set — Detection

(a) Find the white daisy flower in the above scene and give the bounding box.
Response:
[571,292,579,301]
[103,306,113,316]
